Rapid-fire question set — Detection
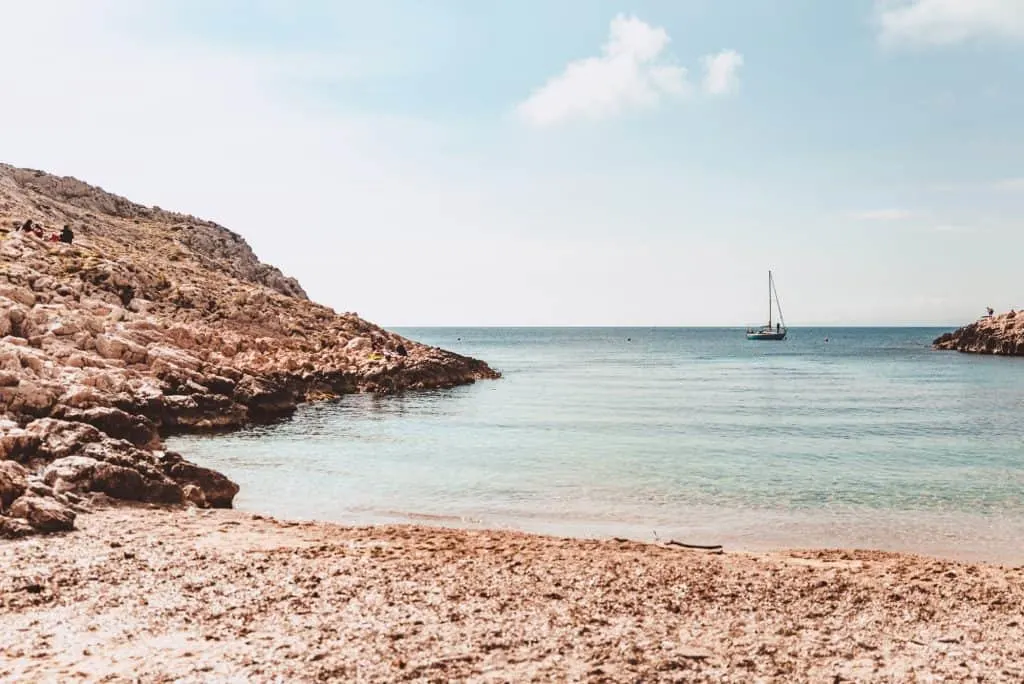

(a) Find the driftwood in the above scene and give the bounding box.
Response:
[609,536,724,553]
[665,540,723,551]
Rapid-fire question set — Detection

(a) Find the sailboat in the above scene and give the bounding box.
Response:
[746,270,787,341]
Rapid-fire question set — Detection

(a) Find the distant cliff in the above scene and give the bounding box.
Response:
[933,311,1024,355]
[0,163,498,537]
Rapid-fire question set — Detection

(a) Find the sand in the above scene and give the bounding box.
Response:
[2,504,1022,683]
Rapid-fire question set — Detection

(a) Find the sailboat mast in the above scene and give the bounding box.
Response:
[773,275,786,329]
[768,271,772,327]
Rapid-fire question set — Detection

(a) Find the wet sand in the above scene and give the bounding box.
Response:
[2,504,1023,682]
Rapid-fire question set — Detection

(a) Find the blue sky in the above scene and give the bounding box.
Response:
[3,1,1023,325]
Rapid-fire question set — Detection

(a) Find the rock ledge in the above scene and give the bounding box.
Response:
[933,311,1024,356]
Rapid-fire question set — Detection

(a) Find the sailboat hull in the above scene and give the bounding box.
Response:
[746,330,786,341]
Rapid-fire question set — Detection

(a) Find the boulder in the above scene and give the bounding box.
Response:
[15,419,105,462]
[161,451,238,508]
[54,406,160,449]
[44,453,182,504]
[8,494,76,532]
[89,462,150,501]
[42,455,100,491]
[0,515,34,538]
[0,460,29,509]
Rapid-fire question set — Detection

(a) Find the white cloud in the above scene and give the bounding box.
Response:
[702,50,744,95]
[877,0,1024,46]
[515,15,691,127]
[851,209,917,221]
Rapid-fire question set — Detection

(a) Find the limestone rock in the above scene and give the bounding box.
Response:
[95,334,148,364]
[8,494,76,532]
[0,459,28,509]
[934,311,1024,356]
[0,162,498,530]
[0,515,34,538]
[160,451,239,508]
[53,406,160,449]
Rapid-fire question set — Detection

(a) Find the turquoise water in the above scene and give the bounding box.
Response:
[167,328,1024,563]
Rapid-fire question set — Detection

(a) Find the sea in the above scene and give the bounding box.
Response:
[166,328,1024,564]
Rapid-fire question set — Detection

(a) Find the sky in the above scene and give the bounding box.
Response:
[2,0,1023,326]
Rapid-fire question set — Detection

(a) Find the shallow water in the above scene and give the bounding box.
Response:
[167,328,1024,563]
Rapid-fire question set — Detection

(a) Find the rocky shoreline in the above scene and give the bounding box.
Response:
[0,163,497,537]
[933,311,1024,355]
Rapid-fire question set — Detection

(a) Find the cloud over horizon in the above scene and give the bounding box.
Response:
[516,15,741,127]
[877,0,1024,46]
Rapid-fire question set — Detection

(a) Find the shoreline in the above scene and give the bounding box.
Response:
[167,426,1024,569]
[3,502,1022,682]
[171,490,1024,567]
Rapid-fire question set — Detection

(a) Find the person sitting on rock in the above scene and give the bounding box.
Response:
[47,232,60,242]
[60,225,74,244]
[21,219,33,232]
[32,224,44,239]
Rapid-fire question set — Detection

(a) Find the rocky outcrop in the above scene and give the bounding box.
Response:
[0,163,498,537]
[6,167,307,299]
[933,311,1024,355]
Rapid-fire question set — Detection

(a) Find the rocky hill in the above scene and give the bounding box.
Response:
[933,311,1024,355]
[0,164,498,537]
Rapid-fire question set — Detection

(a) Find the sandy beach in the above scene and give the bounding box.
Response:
[2,503,1022,683]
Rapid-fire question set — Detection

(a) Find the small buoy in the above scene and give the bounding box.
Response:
[626,337,631,342]
[824,337,829,343]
